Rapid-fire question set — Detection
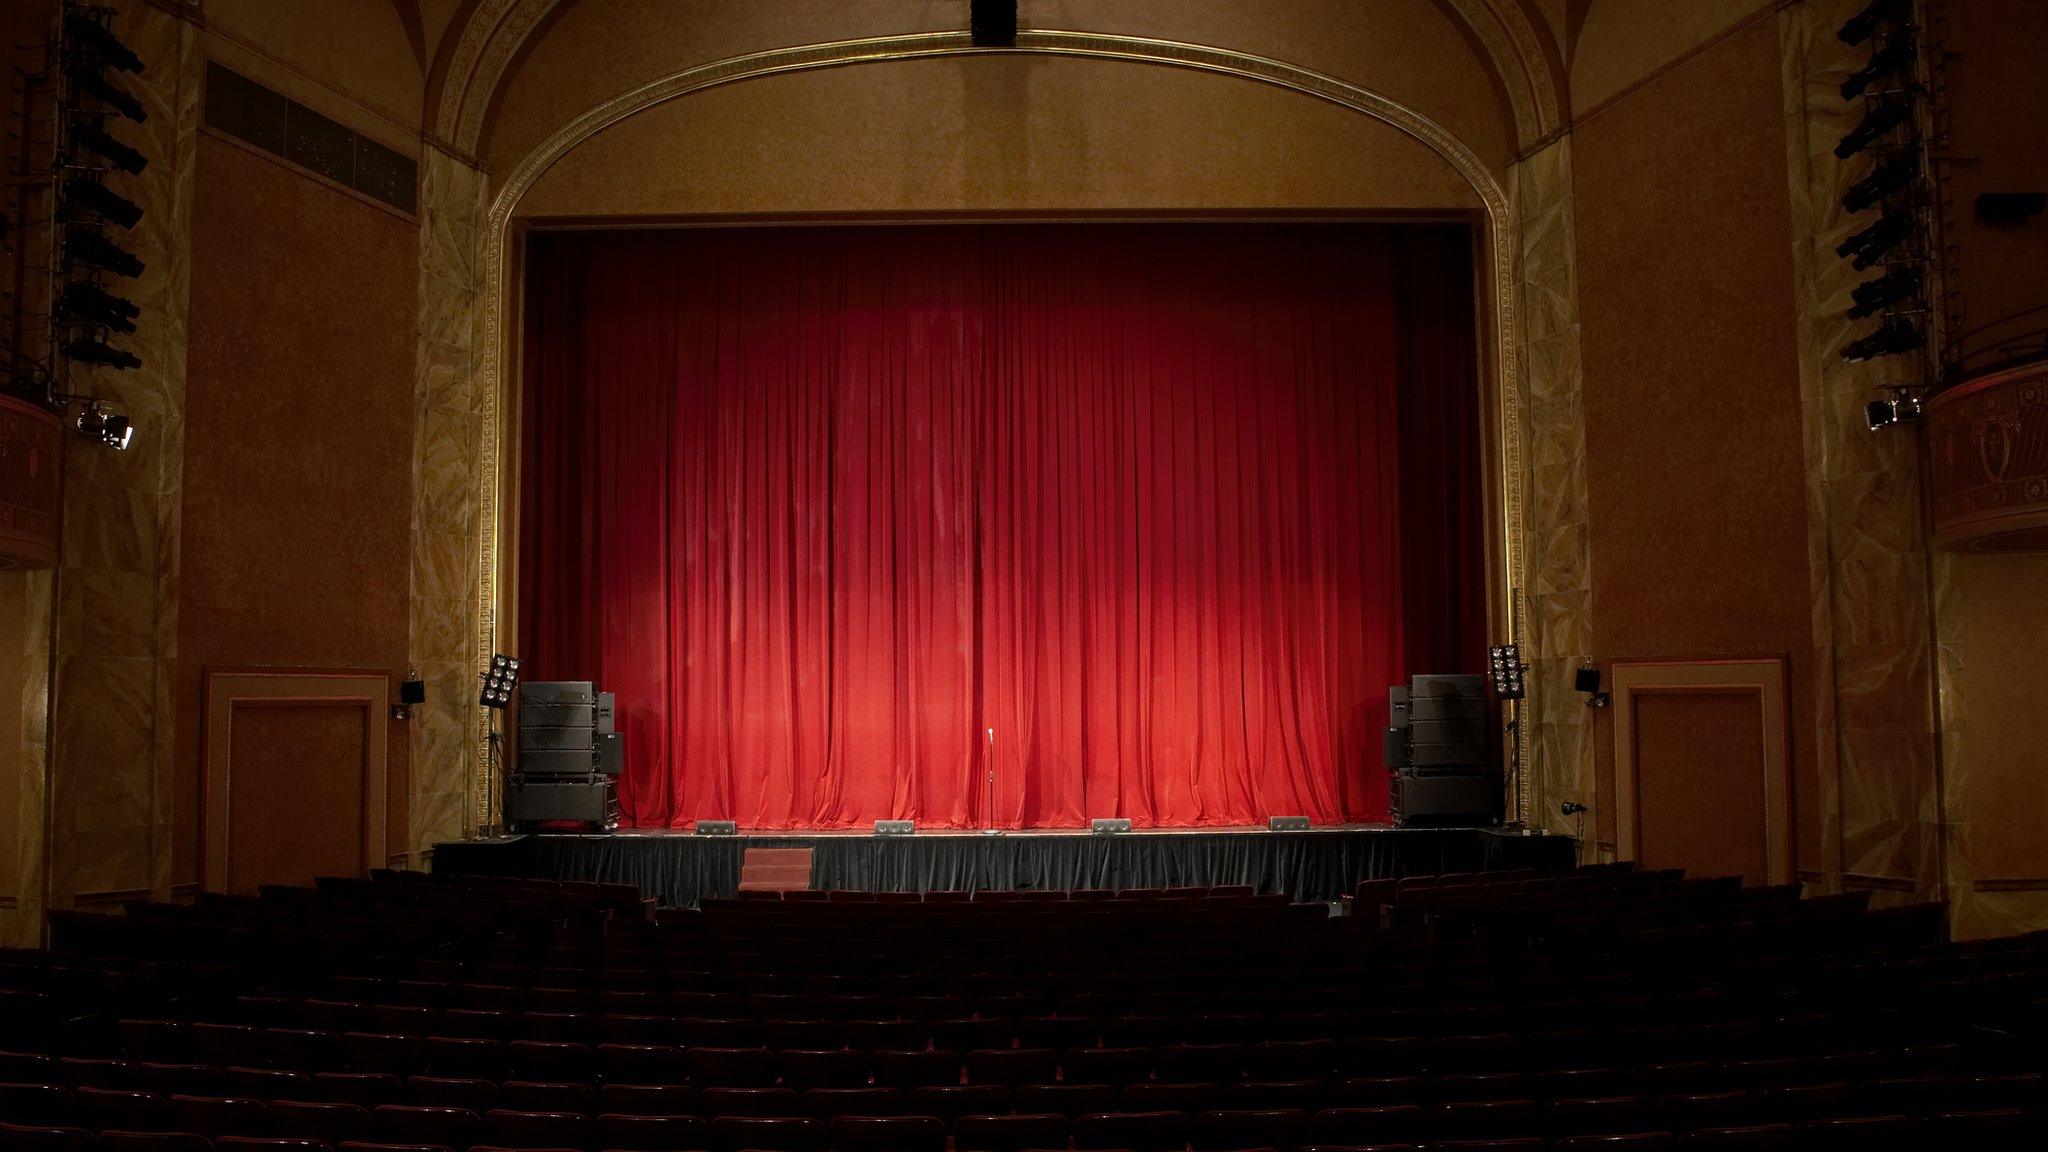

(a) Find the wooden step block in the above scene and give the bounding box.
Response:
[739,846,814,893]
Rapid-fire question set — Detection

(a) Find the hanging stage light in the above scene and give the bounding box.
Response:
[60,281,140,334]
[73,123,147,175]
[1840,35,1916,100]
[1865,392,1923,430]
[1837,0,1907,47]
[66,64,147,124]
[64,335,141,371]
[1835,100,1911,159]
[63,177,143,229]
[74,402,134,450]
[67,228,145,278]
[1842,318,1925,362]
[1842,154,1918,213]
[1847,265,1921,320]
[1834,211,1912,270]
[64,13,144,73]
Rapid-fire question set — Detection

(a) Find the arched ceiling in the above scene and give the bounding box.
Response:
[418,0,1571,176]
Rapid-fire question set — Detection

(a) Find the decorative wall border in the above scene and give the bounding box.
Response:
[200,669,390,892]
[471,30,1530,828]
[1609,657,1794,885]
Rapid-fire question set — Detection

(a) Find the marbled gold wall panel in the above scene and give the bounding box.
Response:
[1779,0,1941,905]
[43,0,200,912]
[1510,138,1595,851]
[409,146,490,861]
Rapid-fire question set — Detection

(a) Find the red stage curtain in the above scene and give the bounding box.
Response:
[520,224,1485,829]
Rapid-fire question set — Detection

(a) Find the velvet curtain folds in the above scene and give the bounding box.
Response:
[520,223,1486,830]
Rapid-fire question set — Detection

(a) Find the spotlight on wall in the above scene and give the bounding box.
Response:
[66,64,146,124]
[1834,100,1912,160]
[67,227,144,278]
[1560,801,1588,817]
[64,335,141,371]
[1487,643,1526,700]
[1846,264,1921,320]
[969,0,1018,47]
[1865,390,1923,431]
[65,12,145,73]
[1833,211,1912,270]
[1842,317,1925,362]
[1839,34,1916,99]
[1837,0,1906,46]
[64,177,143,228]
[74,401,133,450]
[59,281,140,333]
[73,123,147,175]
[479,653,522,709]
[1841,154,1918,213]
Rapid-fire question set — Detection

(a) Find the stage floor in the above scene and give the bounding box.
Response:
[433,824,1574,907]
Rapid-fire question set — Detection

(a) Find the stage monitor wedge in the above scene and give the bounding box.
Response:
[1091,817,1133,835]
[696,819,738,836]
[875,819,915,836]
[1267,815,1311,832]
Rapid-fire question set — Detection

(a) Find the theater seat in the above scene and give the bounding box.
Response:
[0,1125,93,1151]
[596,1111,711,1151]
[94,1134,215,1152]
[828,1113,948,1152]
[711,1114,828,1151]
[1074,1110,1193,1152]
[955,1111,1070,1152]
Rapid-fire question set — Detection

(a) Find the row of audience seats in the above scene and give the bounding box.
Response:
[0,863,2041,1151]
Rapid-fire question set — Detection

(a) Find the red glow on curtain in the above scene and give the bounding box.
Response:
[520,224,1485,829]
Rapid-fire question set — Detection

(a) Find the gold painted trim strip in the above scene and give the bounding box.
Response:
[472,30,1528,830]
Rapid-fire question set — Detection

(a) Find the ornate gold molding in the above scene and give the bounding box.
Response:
[472,31,1529,819]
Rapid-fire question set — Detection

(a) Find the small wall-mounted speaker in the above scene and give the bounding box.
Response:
[399,678,426,705]
[1091,817,1133,835]
[695,819,738,836]
[1574,666,1602,694]
[1267,815,1311,832]
[875,819,915,836]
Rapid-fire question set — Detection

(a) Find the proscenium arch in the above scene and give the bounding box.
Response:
[471,29,1531,822]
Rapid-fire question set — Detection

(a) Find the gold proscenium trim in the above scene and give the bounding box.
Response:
[470,29,1529,829]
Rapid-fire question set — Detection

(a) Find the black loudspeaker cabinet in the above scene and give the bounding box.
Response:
[596,732,621,776]
[521,726,593,751]
[505,775,617,829]
[1383,726,1411,769]
[520,702,592,727]
[1391,770,1502,827]
[522,680,596,705]
[518,748,598,775]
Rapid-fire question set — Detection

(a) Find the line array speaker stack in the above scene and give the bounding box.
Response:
[504,680,621,831]
[1386,673,1502,828]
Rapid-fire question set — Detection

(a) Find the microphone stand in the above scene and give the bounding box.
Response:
[983,726,1002,836]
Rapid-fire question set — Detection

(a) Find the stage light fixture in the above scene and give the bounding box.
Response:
[479,652,522,709]
[1842,318,1925,362]
[64,335,141,371]
[394,674,426,721]
[875,819,916,836]
[1834,211,1912,270]
[74,402,132,450]
[64,177,143,228]
[59,281,140,333]
[1839,35,1915,100]
[73,123,147,175]
[65,13,145,73]
[67,227,145,278]
[1835,101,1911,160]
[1837,0,1906,47]
[1847,265,1920,320]
[1487,643,1526,700]
[67,65,147,124]
[1865,392,1923,430]
[1842,154,1917,213]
